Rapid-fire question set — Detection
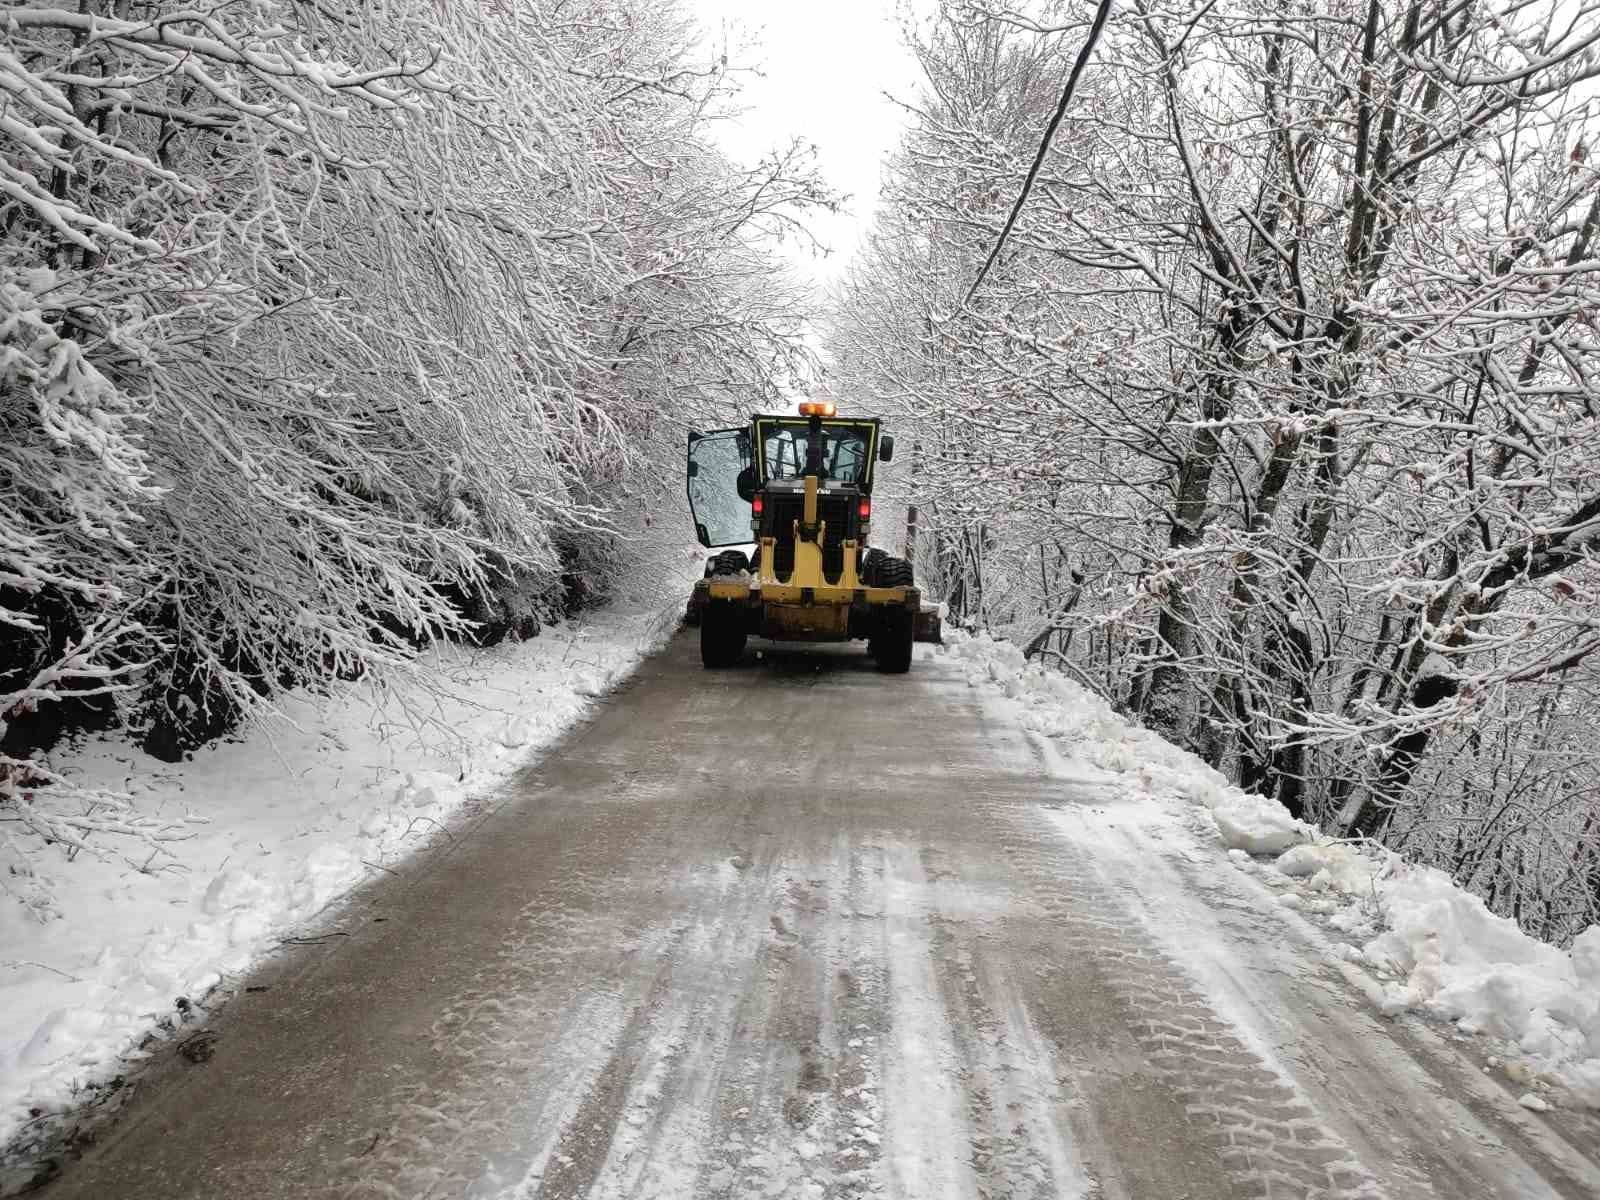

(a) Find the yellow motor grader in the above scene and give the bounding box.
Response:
[685,401,940,671]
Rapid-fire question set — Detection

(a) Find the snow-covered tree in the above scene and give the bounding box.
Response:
[2,1,829,850]
[831,0,1600,944]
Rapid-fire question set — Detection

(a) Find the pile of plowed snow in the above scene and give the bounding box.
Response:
[943,630,1600,1109]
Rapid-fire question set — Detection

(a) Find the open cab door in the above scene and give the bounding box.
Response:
[686,427,752,548]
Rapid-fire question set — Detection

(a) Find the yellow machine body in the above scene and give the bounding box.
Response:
[687,406,939,667]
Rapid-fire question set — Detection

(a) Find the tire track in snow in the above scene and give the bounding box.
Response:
[686,836,893,1200]
[880,845,982,1199]
[1142,834,1600,1200]
[989,802,1385,1200]
[531,828,806,1200]
[582,914,773,1199]
[816,836,892,1200]
[917,846,1095,1200]
[328,771,750,1200]
[526,959,686,1200]
[339,851,667,1198]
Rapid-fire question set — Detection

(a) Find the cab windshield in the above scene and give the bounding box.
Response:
[759,420,871,485]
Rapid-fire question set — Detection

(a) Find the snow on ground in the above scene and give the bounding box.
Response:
[0,603,679,1151]
[940,630,1600,1111]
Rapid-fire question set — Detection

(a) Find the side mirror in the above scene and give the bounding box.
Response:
[694,522,711,548]
[687,460,699,478]
[879,435,896,463]
[736,466,758,503]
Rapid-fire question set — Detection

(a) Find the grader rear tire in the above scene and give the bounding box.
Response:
[872,605,914,673]
[700,600,746,668]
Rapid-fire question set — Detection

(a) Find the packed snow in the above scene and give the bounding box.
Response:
[0,607,676,1151]
[942,630,1600,1111]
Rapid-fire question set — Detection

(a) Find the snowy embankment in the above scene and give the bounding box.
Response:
[944,631,1600,1110]
[0,606,677,1150]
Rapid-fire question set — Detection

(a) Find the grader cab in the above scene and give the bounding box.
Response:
[685,401,940,671]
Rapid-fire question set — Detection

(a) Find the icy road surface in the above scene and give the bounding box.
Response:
[41,635,1600,1199]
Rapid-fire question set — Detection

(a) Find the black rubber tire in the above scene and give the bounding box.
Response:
[704,549,750,578]
[872,605,914,673]
[859,547,885,585]
[876,555,914,588]
[700,600,746,668]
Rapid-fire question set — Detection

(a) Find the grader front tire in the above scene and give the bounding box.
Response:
[876,555,914,588]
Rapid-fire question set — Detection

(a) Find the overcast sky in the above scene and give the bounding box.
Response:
[686,0,930,288]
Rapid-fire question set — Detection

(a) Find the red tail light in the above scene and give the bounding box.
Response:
[858,498,871,521]
[752,493,764,516]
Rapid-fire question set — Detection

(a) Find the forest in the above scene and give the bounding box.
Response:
[831,0,1600,947]
[2,1,829,852]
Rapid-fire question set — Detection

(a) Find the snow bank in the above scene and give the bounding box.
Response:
[943,630,1600,1108]
[944,631,1315,854]
[0,607,676,1149]
[1273,842,1600,1107]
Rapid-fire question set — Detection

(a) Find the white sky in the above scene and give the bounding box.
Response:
[686,0,930,288]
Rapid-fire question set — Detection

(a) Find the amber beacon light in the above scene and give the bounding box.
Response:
[797,400,836,417]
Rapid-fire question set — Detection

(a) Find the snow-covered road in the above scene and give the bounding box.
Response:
[36,634,1600,1198]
